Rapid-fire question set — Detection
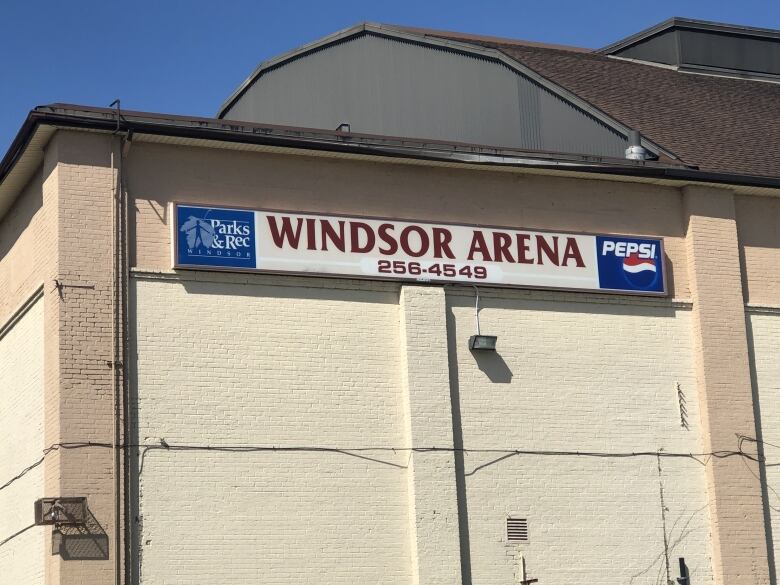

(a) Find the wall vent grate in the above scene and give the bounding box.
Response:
[506,517,528,542]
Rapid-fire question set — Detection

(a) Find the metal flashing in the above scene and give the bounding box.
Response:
[598,16,780,55]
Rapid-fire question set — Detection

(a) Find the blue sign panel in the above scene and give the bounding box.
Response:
[176,205,256,268]
[596,236,664,294]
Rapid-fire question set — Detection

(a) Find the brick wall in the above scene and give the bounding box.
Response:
[131,273,412,584]
[48,131,119,585]
[684,186,769,585]
[128,141,691,299]
[0,139,60,585]
[2,129,777,585]
[0,295,45,584]
[130,270,713,585]
[736,195,780,307]
[748,311,780,577]
[399,286,462,585]
[448,289,711,584]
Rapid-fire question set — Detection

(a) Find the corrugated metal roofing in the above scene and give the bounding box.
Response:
[401,26,780,177]
[222,32,630,158]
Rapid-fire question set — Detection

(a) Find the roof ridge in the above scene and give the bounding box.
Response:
[381,23,592,54]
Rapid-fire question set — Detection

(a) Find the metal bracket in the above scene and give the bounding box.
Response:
[34,497,88,525]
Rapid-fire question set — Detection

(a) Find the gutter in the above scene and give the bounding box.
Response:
[3,106,780,193]
[0,111,41,187]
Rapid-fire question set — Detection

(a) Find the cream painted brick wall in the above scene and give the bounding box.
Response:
[749,311,780,570]
[399,286,462,585]
[132,276,413,585]
[0,295,45,584]
[448,291,711,585]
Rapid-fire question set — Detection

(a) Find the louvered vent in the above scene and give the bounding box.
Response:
[506,517,528,542]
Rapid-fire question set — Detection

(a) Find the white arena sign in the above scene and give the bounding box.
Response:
[173,204,666,295]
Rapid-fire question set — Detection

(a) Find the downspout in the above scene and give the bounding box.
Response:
[109,98,131,585]
[109,135,120,585]
[120,133,132,585]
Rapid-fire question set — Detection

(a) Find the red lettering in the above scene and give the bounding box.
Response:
[492,232,515,263]
[400,225,429,257]
[432,228,455,259]
[536,235,559,265]
[267,216,303,249]
[467,231,493,261]
[305,218,316,251]
[516,234,534,264]
[562,237,585,267]
[350,222,375,253]
[378,223,398,255]
[321,220,346,252]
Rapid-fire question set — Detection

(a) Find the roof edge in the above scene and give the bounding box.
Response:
[0,109,45,194]
[217,22,371,119]
[382,23,592,53]
[598,16,780,55]
[3,105,780,211]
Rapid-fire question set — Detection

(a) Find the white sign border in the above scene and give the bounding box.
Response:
[171,201,668,297]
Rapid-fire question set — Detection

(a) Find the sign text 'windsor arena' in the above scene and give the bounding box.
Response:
[174,204,665,295]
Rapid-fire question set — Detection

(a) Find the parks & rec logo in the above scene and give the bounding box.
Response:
[176,205,256,268]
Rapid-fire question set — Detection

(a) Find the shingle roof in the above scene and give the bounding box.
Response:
[400,27,780,177]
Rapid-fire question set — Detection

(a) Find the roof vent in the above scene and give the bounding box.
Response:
[625,130,655,161]
[506,517,529,542]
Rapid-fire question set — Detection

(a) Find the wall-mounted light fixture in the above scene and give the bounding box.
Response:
[469,334,497,351]
[34,497,88,525]
[469,286,497,351]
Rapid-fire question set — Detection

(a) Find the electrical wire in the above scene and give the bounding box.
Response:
[0,436,774,554]
[0,523,36,549]
[0,442,112,493]
[0,440,760,497]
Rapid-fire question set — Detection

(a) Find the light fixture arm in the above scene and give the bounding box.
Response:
[473,285,481,336]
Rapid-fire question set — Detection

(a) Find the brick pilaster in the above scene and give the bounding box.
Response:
[399,285,462,585]
[47,131,120,585]
[684,185,770,585]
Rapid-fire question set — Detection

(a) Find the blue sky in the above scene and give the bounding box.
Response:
[2,0,779,155]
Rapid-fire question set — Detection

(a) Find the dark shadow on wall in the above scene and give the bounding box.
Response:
[447,288,681,319]
[127,280,142,585]
[735,195,780,305]
[470,349,513,384]
[445,304,473,585]
[746,316,778,585]
[0,170,42,264]
[178,276,398,304]
[54,507,109,561]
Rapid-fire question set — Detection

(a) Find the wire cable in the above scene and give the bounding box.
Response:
[0,523,36,549]
[0,439,760,496]
[0,442,112,493]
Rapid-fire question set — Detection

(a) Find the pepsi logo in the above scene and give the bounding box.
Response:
[601,240,656,260]
[597,237,663,293]
[622,253,657,274]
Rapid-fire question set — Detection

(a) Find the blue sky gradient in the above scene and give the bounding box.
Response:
[2,0,779,155]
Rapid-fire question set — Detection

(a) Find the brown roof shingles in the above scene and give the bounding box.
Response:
[410,30,780,177]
